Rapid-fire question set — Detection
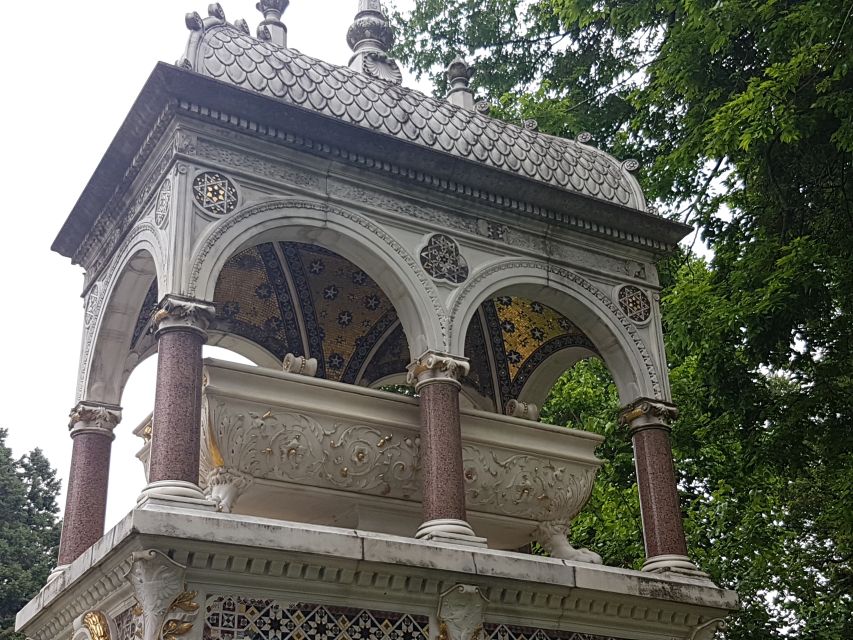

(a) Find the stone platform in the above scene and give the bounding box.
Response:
[17,502,736,640]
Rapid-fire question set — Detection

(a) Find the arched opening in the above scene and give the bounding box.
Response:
[86,249,159,405]
[209,241,412,386]
[461,295,600,413]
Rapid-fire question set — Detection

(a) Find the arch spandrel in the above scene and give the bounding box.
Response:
[448,260,666,405]
[186,199,448,363]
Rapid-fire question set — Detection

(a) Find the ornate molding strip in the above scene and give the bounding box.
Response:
[187,199,449,344]
[450,261,662,399]
[178,101,675,253]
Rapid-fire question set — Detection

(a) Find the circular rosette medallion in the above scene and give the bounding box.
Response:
[617,285,652,323]
[192,172,238,216]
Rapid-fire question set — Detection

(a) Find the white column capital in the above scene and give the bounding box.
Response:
[68,402,122,439]
[153,295,215,338]
[619,397,678,433]
[406,351,470,391]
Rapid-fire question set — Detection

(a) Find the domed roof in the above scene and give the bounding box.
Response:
[180,20,648,211]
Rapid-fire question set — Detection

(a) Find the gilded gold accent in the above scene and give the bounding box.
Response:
[341,467,349,478]
[206,410,225,468]
[170,591,199,613]
[131,605,143,617]
[83,611,110,640]
[142,423,153,443]
[493,296,589,380]
[162,620,193,640]
[438,622,449,640]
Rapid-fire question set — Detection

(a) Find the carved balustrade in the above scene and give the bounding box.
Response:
[136,358,603,551]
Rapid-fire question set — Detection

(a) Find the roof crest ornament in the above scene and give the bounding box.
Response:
[347,0,402,84]
[256,0,289,47]
[445,56,475,111]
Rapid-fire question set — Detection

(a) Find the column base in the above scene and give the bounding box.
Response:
[137,480,217,511]
[415,519,488,548]
[642,554,710,578]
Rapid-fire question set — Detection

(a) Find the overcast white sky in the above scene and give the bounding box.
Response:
[0,0,420,530]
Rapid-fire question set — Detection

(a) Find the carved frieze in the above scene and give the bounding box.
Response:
[200,397,598,527]
[201,400,421,505]
[461,447,597,523]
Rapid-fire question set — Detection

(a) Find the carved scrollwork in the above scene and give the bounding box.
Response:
[437,585,488,640]
[126,550,199,640]
[201,400,421,500]
[461,445,597,523]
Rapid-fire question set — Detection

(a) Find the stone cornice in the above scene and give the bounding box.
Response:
[52,64,690,267]
[17,503,737,640]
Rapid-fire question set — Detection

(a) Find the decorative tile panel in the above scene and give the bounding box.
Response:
[203,596,428,640]
[484,623,626,640]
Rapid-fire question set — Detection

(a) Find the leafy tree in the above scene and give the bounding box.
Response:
[0,429,61,640]
[393,1,852,636]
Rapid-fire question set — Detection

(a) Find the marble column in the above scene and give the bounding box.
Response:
[56,402,121,568]
[619,398,707,577]
[407,351,486,547]
[138,295,215,507]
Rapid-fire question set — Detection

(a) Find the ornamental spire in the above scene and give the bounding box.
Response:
[256,0,289,47]
[346,0,402,84]
[446,56,475,110]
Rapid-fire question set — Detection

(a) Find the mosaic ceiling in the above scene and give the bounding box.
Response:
[132,242,598,408]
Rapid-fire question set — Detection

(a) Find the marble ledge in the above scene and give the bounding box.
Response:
[18,502,737,632]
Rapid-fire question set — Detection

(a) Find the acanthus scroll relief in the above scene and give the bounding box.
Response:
[200,400,421,509]
[461,446,597,523]
[199,399,598,526]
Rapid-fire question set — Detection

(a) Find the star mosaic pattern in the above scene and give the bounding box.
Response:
[464,296,599,411]
[203,596,428,640]
[616,285,651,322]
[192,172,239,215]
[211,242,405,384]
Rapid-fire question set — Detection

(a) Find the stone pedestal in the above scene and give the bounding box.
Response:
[139,295,215,508]
[407,352,486,547]
[620,398,707,577]
[57,402,121,566]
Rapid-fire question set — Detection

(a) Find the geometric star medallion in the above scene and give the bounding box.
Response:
[192,171,238,215]
[617,285,651,322]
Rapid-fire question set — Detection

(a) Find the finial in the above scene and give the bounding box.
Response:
[347,1,402,84]
[256,0,288,47]
[446,56,475,110]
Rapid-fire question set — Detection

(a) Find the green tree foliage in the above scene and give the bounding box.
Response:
[0,429,61,640]
[394,1,852,637]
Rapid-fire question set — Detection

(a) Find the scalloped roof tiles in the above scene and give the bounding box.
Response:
[186,24,647,211]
